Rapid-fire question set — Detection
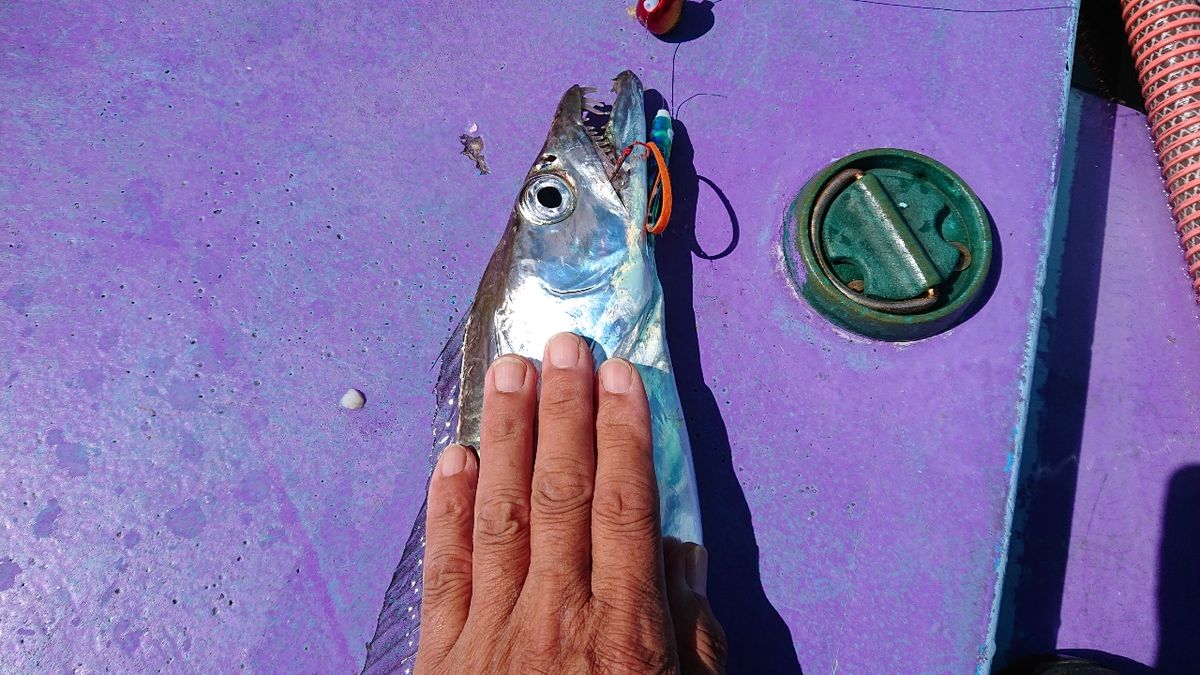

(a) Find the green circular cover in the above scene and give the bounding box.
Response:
[782,148,993,341]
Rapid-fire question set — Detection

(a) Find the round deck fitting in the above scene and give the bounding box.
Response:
[783,148,993,341]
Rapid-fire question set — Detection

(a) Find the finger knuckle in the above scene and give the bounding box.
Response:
[592,473,658,534]
[538,377,590,420]
[475,490,530,545]
[422,545,472,600]
[597,418,651,454]
[532,467,593,518]
[431,487,473,524]
[482,412,529,449]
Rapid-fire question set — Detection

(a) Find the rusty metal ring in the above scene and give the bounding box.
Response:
[809,168,940,316]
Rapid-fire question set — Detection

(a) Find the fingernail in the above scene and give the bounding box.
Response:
[686,545,708,597]
[439,444,469,477]
[600,359,633,394]
[548,332,580,369]
[493,356,527,393]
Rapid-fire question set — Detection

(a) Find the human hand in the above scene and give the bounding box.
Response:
[415,332,726,674]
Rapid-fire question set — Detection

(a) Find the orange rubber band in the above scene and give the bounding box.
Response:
[633,140,673,235]
[607,140,673,235]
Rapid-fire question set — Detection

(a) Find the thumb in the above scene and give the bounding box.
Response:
[664,539,727,675]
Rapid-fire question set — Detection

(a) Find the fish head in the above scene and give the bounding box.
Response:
[507,70,649,295]
[456,72,654,449]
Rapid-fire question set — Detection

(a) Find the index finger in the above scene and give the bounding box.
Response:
[589,358,663,603]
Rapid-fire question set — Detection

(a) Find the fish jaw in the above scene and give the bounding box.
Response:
[608,70,648,213]
[536,71,647,225]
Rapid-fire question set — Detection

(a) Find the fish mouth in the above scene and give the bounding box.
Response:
[580,89,619,172]
[553,71,644,184]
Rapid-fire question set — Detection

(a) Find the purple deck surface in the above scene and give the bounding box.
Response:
[998,92,1200,673]
[0,3,1077,672]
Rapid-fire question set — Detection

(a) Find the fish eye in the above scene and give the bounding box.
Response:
[537,186,562,208]
[519,173,575,225]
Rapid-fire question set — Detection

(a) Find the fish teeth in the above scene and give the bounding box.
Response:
[580,87,611,117]
[580,92,615,162]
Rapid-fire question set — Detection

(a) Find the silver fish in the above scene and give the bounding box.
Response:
[363,70,701,674]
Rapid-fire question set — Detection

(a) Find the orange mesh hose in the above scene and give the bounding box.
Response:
[1121,0,1200,297]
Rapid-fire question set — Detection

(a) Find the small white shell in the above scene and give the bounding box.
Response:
[340,388,366,410]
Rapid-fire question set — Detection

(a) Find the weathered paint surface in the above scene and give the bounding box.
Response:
[0,2,1076,672]
[1001,92,1200,672]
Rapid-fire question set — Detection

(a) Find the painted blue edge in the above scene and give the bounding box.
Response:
[978,4,1083,672]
